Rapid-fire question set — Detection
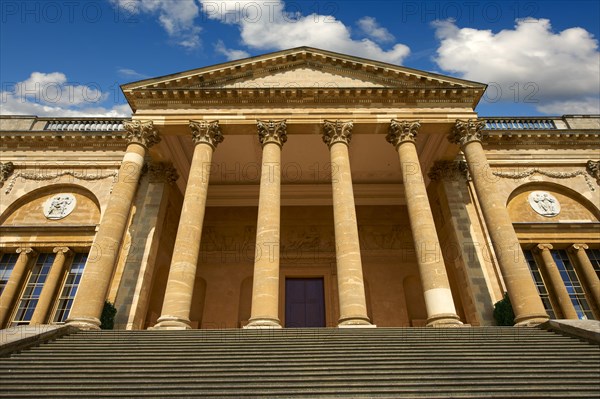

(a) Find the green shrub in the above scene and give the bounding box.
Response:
[493,292,515,326]
[100,301,117,330]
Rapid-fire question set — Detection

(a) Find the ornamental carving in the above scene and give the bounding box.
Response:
[448,119,486,147]
[146,162,179,184]
[428,160,470,181]
[257,120,287,147]
[43,194,77,220]
[587,160,599,180]
[322,120,353,147]
[0,162,14,188]
[528,191,560,217]
[491,168,595,191]
[123,120,161,148]
[386,120,420,146]
[189,120,224,148]
[4,170,118,195]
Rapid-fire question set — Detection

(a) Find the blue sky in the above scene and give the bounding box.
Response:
[1,0,599,117]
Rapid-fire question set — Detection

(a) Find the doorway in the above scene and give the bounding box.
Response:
[285,278,326,328]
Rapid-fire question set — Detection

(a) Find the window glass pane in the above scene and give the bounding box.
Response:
[523,249,555,318]
[587,248,600,280]
[552,250,594,320]
[11,253,55,326]
[0,253,19,295]
[53,253,87,323]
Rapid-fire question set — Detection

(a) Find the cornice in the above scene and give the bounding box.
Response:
[127,87,481,108]
[481,130,600,146]
[0,132,128,149]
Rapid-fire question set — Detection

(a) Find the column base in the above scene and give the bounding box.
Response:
[426,313,463,327]
[514,312,550,327]
[244,317,282,329]
[338,316,374,327]
[151,316,192,330]
[65,317,101,331]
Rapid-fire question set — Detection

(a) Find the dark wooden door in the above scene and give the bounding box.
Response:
[285,278,325,328]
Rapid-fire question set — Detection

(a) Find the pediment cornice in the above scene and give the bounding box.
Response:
[122,47,486,111]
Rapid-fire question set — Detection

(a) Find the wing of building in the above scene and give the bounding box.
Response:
[1,47,599,332]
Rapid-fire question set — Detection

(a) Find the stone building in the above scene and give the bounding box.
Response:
[0,47,598,331]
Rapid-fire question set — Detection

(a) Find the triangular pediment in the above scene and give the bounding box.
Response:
[121,47,486,110]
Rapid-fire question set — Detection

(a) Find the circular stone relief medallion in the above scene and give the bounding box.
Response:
[528,191,560,217]
[43,194,77,220]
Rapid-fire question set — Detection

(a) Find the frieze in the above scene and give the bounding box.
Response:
[491,167,595,191]
[4,169,118,194]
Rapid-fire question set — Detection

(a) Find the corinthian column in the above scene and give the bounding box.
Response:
[569,244,600,312]
[30,247,72,324]
[387,120,461,326]
[448,119,548,326]
[246,120,286,328]
[0,247,35,327]
[323,120,372,327]
[535,244,578,319]
[67,120,160,330]
[154,121,223,330]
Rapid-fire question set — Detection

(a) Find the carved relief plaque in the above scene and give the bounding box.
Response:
[528,191,560,217]
[43,194,76,220]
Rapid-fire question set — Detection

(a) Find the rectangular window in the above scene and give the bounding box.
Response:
[552,250,594,320]
[0,253,19,295]
[11,253,55,326]
[524,249,555,318]
[53,253,87,323]
[587,248,600,280]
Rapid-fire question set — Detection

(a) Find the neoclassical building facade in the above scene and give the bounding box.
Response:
[0,47,598,330]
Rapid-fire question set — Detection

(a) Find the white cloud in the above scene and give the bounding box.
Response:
[111,0,201,49]
[1,72,131,117]
[117,68,149,80]
[536,97,600,115]
[214,40,250,60]
[432,18,600,114]
[200,0,410,64]
[357,16,395,43]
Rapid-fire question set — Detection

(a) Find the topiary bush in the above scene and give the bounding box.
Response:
[100,301,117,330]
[493,292,515,326]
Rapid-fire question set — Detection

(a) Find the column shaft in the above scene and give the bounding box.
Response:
[388,120,461,326]
[247,120,286,328]
[449,120,548,326]
[570,244,600,313]
[0,248,35,327]
[323,120,372,326]
[67,120,159,330]
[536,244,579,319]
[154,121,222,330]
[29,247,71,324]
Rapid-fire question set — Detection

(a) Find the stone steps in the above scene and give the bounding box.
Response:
[1,327,598,398]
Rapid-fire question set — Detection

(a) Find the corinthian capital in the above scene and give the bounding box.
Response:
[257,120,287,147]
[586,160,599,180]
[322,120,353,147]
[146,162,179,184]
[0,161,14,187]
[189,120,224,149]
[428,160,469,181]
[448,119,486,147]
[123,120,161,148]
[387,120,420,147]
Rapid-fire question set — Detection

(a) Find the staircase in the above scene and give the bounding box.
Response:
[1,327,599,398]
